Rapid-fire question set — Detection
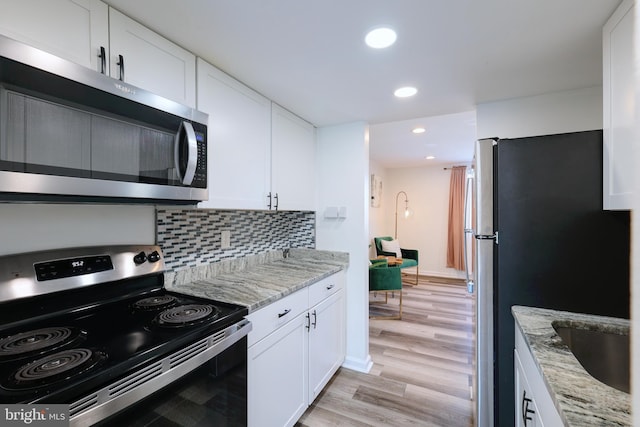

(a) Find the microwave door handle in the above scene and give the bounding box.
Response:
[174,121,198,185]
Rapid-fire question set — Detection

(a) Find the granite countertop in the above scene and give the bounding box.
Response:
[164,248,349,312]
[512,306,630,426]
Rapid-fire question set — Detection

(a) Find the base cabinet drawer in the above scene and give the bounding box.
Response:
[246,288,307,346]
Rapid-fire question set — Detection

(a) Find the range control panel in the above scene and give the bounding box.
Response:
[0,245,165,303]
[35,255,114,282]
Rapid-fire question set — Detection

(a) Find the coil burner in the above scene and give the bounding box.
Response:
[6,348,105,389]
[155,304,220,328]
[133,295,178,312]
[0,327,86,362]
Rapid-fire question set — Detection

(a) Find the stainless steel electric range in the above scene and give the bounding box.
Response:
[0,245,250,426]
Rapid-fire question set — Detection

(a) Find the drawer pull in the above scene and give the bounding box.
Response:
[278,309,291,318]
[326,284,334,290]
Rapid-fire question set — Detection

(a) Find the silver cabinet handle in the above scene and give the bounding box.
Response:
[311,310,317,329]
[326,284,334,290]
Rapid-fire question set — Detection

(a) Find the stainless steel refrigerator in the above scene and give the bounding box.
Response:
[465,130,630,427]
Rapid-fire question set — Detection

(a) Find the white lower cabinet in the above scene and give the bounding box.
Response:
[247,271,345,427]
[514,327,563,427]
[308,277,345,402]
[248,311,308,427]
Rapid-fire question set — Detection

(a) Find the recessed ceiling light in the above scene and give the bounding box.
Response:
[412,127,426,134]
[365,27,397,49]
[426,156,436,160]
[394,86,417,98]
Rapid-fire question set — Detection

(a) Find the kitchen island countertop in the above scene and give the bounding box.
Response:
[512,306,630,426]
[165,248,349,312]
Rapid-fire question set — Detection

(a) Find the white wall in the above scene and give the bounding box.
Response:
[0,204,155,256]
[368,159,387,259]
[315,121,372,373]
[476,86,603,139]
[373,165,467,279]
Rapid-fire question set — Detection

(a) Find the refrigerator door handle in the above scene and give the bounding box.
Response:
[475,232,498,244]
[463,176,474,293]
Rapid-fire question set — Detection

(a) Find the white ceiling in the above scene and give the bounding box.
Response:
[103,0,621,168]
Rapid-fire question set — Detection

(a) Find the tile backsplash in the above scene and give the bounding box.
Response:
[157,209,315,271]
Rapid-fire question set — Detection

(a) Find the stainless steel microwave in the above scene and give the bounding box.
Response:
[0,35,208,203]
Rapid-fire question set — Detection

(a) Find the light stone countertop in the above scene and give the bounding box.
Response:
[512,306,630,426]
[164,248,349,312]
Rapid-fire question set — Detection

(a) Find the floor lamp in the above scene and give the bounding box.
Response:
[394,191,411,239]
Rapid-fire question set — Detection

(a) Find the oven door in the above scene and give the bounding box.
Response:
[97,338,247,427]
[70,320,250,427]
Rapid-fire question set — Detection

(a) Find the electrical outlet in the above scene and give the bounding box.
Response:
[221,230,231,249]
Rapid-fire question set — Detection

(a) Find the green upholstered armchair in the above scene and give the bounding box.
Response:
[373,236,419,285]
[369,259,403,319]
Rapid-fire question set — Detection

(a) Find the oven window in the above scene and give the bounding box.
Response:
[96,338,247,427]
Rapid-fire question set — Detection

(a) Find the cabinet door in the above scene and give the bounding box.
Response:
[603,0,635,210]
[248,313,308,427]
[515,328,563,426]
[514,349,543,427]
[108,8,196,107]
[308,289,345,403]
[271,103,316,211]
[196,59,271,209]
[0,0,108,72]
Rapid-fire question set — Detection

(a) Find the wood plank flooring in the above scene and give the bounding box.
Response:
[296,274,476,427]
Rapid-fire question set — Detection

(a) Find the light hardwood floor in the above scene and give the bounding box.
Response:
[297,274,476,427]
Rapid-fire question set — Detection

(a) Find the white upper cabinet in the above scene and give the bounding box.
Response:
[196,58,271,209]
[0,1,195,108]
[603,0,634,210]
[196,60,317,211]
[108,8,196,107]
[271,104,317,211]
[0,0,109,72]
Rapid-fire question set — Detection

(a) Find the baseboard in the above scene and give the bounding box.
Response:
[342,354,373,373]
[412,270,466,280]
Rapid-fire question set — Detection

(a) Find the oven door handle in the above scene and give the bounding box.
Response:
[70,319,252,426]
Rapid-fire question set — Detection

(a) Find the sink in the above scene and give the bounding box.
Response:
[552,322,629,393]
